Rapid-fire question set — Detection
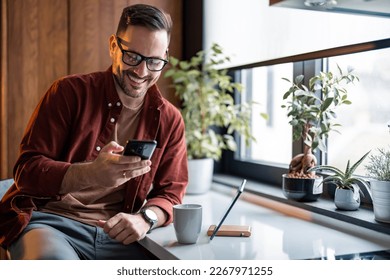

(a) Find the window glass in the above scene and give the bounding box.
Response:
[239,63,293,166]
[204,0,389,68]
[326,48,390,175]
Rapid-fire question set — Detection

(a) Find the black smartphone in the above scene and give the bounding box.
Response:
[123,140,157,160]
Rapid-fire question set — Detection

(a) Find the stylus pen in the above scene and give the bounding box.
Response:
[210,179,247,241]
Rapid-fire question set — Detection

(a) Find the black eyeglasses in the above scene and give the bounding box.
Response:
[116,36,168,72]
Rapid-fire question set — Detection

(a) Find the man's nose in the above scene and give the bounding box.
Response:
[133,60,149,77]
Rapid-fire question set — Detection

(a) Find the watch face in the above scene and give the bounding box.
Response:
[145,209,158,221]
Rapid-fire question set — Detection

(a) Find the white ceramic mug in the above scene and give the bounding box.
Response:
[173,204,202,244]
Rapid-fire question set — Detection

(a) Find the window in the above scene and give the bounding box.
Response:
[223,43,390,187]
[204,0,390,234]
[239,63,293,166]
[326,48,390,175]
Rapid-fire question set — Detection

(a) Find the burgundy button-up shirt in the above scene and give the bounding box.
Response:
[0,67,188,248]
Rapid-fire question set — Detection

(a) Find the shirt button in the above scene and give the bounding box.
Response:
[96,146,101,152]
[108,103,112,107]
[110,118,115,123]
[116,102,121,107]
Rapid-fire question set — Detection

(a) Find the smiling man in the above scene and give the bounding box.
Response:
[0,4,188,260]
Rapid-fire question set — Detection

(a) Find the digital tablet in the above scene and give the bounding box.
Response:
[209,179,249,240]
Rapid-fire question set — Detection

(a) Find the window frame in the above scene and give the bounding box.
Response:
[218,38,390,187]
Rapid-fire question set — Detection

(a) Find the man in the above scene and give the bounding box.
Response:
[0,4,188,260]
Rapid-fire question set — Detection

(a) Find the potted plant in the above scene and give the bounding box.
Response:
[164,43,262,194]
[281,66,359,201]
[308,151,371,210]
[365,147,390,223]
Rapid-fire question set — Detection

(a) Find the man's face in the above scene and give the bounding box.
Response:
[110,25,169,99]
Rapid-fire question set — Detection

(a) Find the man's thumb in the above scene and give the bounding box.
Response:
[101,141,124,153]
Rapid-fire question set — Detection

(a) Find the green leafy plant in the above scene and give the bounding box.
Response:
[308,151,371,195]
[365,147,390,181]
[282,66,359,178]
[164,43,266,160]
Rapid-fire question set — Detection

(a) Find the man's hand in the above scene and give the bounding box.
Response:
[60,141,152,193]
[97,212,150,244]
[88,141,152,187]
[97,207,167,245]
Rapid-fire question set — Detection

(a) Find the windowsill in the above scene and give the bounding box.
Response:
[141,175,389,260]
[213,173,390,236]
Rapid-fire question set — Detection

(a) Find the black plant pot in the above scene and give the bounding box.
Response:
[282,174,323,202]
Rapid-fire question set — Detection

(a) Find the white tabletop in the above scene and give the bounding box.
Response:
[140,184,390,260]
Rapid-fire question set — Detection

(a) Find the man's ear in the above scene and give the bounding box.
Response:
[108,34,117,58]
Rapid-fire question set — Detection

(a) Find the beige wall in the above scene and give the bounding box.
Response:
[0,0,182,178]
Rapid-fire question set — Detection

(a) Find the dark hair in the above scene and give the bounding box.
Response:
[116,4,172,42]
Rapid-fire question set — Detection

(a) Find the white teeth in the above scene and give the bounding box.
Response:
[128,74,144,84]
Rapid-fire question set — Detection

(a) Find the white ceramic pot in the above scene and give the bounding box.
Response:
[370,180,390,223]
[186,158,214,194]
[334,186,360,210]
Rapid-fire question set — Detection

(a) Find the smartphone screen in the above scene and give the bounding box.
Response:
[123,140,157,160]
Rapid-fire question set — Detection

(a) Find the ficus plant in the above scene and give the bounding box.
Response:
[164,43,266,161]
[282,65,359,178]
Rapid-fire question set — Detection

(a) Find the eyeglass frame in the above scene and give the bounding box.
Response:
[115,36,168,72]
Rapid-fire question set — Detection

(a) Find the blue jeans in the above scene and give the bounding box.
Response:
[8,211,155,260]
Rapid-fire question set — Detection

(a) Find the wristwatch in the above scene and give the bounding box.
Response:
[140,208,158,234]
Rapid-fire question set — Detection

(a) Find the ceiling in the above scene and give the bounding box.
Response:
[269,0,390,18]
